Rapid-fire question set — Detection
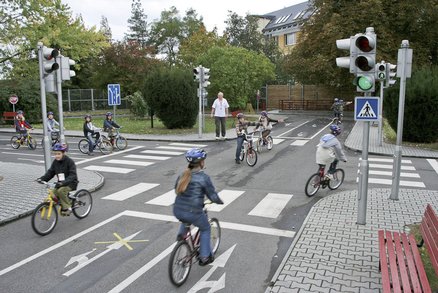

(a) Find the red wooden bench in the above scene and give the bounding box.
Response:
[379,204,438,293]
[2,111,16,121]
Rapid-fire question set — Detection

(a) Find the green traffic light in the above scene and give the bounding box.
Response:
[357,76,373,90]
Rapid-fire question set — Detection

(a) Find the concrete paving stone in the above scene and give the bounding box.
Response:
[325,271,344,280]
[351,270,371,278]
[325,243,341,250]
[273,280,292,288]
[359,288,377,293]
[360,276,380,284]
[284,276,304,283]
[289,282,311,291]
[362,260,378,268]
[320,280,341,291]
[323,250,339,258]
[340,285,360,293]
[267,286,280,293]
[298,252,315,259]
[369,281,382,290]
[296,271,315,280]
[354,255,372,262]
[303,277,322,287]
[279,270,297,278]
[332,277,352,287]
[278,288,299,293]
[285,265,308,274]
[329,256,349,264]
[334,267,355,276]
[318,263,336,273]
[313,273,333,283]
[309,285,331,293]
[351,281,370,288]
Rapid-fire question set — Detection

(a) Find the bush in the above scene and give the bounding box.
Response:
[384,66,438,143]
[126,91,148,118]
[143,67,198,129]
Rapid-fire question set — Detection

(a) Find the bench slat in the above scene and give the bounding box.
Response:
[421,204,438,276]
[386,231,402,293]
[379,230,392,292]
[401,233,422,292]
[393,233,412,292]
[409,233,432,293]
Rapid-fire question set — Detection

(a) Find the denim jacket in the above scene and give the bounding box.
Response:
[174,170,221,213]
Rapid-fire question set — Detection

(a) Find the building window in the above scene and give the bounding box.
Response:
[285,33,296,46]
[273,36,279,45]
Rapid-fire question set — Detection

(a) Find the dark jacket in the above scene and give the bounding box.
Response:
[103,120,120,130]
[83,122,96,137]
[173,170,222,213]
[39,155,78,190]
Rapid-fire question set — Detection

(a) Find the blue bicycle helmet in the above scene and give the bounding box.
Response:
[17,110,23,114]
[260,111,268,117]
[106,112,113,117]
[47,111,54,116]
[84,114,91,119]
[330,124,341,136]
[185,148,207,164]
[52,143,68,152]
[236,113,244,119]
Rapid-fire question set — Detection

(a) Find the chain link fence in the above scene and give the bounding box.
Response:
[62,89,130,112]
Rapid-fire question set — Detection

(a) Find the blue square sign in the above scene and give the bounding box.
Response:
[354,97,379,121]
[108,84,121,106]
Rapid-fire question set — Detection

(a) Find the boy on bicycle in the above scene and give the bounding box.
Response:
[255,111,283,145]
[83,114,100,156]
[37,143,78,216]
[14,110,33,141]
[173,148,223,266]
[316,124,347,179]
[103,112,120,143]
[47,111,60,141]
[235,113,259,164]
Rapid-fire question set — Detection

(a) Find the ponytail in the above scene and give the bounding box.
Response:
[176,164,197,194]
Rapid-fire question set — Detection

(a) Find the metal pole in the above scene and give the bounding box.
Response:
[378,80,384,146]
[91,89,95,111]
[37,42,52,171]
[56,56,66,144]
[198,66,203,138]
[68,89,71,112]
[390,40,410,200]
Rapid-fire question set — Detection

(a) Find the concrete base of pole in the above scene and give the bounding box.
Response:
[390,146,403,200]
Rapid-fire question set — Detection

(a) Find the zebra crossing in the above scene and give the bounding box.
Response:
[357,157,426,188]
[82,142,206,174]
[103,183,294,219]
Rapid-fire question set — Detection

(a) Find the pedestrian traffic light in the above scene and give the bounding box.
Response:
[385,63,397,87]
[376,62,387,81]
[60,56,76,81]
[335,37,355,74]
[352,29,376,92]
[42,46,59,76]
[202,67,210,88]
[193,66,202,82]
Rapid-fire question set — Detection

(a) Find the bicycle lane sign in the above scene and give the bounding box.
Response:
[108,84,121,106]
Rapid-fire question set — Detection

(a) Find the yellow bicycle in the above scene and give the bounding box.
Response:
[11,131,37,150]
[31,181,93,236]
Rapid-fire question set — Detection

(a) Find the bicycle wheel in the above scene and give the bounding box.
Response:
[305,173,321,197]
[99,139,113,155]
[28,136,37,150]
[10,136,20,149]
[328,169,345,190]
[78,139,90,154]
[246,148,258,167]
[209,218,221,255]
[31,202,58,236]
[72,189,93,219]
[256,138,262,153]
[266,136,273,150]
[168,241,192,287]
[115,136,128,150]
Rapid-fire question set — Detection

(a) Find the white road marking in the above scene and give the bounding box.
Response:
[169,142,207,148]
[369,170,421,178]
[368,163,416,171]
[367,178,425,188]
[76,146,143,165]
[248,193,293,218]
[427,159,438,175]
[104,159,155,167]
[156,146,193,151]
[208,190,246,212]
[277,121,309,137]
[2,151,43,157]
[141,150,183,156]
[102,183,159,201]
[145,189,176,206]
[272,138,285,145]
[83,165,135,174]
[124,154,170,161]
[368,157,412,164]
[290,140,308,146]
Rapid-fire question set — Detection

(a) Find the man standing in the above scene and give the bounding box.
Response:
[211,92,229,140]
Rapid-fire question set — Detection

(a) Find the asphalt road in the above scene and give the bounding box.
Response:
[0,114,436,292]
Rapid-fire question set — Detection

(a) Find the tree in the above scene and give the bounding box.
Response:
[100,16,112,42]
[198,46,276,109]
[143,67,198,129]
[125,0,149,48]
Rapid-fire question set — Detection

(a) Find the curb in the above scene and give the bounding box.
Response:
[344,142,438,159]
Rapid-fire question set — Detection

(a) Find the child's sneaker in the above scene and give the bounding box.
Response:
[325,173,334,180]
[199,255,214,266]
[60,207,72,216]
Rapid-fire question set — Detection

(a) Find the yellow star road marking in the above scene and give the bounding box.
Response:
[95,232,148,251]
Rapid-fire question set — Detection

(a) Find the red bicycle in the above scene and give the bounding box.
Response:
[305,165,345,196]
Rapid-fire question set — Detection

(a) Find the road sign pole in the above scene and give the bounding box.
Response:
[378,80,384,146]
[198,66,203,138]
[56,56,66,144]
[37,42,52,171]
[391,40,412,200]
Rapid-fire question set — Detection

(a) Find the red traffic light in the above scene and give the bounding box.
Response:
[355,36,374,52]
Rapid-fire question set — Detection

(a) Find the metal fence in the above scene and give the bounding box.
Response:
[62,89,130,112]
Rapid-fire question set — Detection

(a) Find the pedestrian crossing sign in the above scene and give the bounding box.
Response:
[354,97,379,121]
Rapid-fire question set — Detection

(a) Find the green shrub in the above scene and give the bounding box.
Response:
[384,66,438,143]
[143,67,198,129]
[126,91,148,118]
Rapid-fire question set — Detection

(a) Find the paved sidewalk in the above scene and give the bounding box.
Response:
[0,162,104,225]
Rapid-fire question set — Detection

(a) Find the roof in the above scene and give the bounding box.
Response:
[260,1,313,33]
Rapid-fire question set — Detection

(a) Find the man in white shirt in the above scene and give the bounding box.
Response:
[211,92,229,139]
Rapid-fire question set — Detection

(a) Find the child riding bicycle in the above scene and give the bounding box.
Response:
[255,111,283,145]
[173,148,224,266]
[83,114,100,156]
[235,113,259,164]
[47,111,60,141]
[14,110,33,141]
[37,143,78,216]
[316,124,347,179]
[103,112,121,143]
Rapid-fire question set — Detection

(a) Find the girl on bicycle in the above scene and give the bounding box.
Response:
[316,124,347,179]
[235,113,259,164]
[14,110,33,141]
[83,114,100,156]
[255,111,283,145]
[173,148,223,266]
[103,112,120,143]
[37,143,78,216]
[47,111,60,140]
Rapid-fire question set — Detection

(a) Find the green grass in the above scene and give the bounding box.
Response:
[407,224,438,291]
[33,115,237,135]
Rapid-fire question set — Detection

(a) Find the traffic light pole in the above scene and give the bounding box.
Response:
[390,40,411,200]
[56,56,66,144]
[37,42,52,171]
[198,66,203,138]
[378,80,384,146]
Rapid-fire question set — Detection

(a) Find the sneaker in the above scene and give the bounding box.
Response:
[325,173,334,180]
[215,136,220,140]
[88,152,95,156]
[235,159,240,164]
[60,208,72,216]
[221,136,226,140]
[199,255,214,266]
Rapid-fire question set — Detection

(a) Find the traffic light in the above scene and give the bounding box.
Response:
[193,66,202,81]
[352,31,376,92]
[385,63,397,87]
[60,56,76,81]
[202,67,210,88]
[335,36,355,73]
[42,47,59,76]
[376,62,387,81]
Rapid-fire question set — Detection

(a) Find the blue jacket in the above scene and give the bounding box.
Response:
[174,170,222,213]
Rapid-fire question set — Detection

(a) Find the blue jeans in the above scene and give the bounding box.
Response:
[173,207,212,258]
[86,133,100,152]
[235,135,245,160]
